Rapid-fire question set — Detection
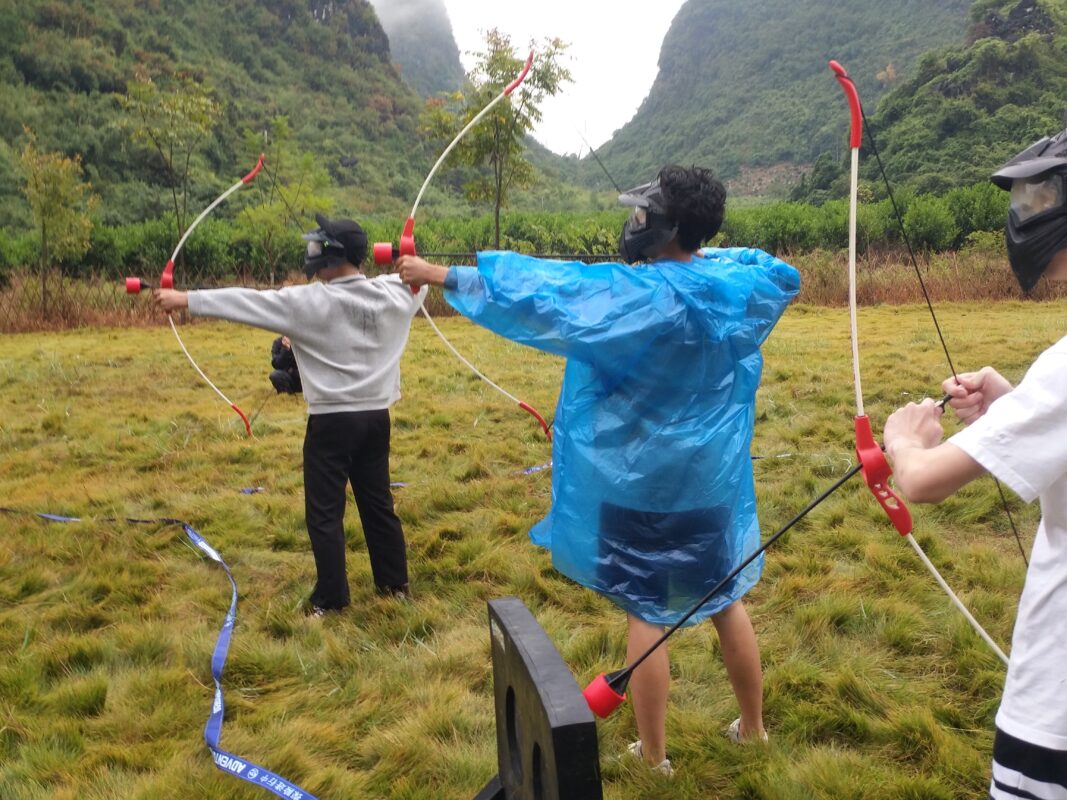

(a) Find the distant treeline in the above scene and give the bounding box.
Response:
[0,183,1009,284]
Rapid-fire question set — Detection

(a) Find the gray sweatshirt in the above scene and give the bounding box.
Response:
[188,274,427,414]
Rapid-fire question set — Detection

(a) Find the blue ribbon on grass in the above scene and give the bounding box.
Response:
[0,507,319,800]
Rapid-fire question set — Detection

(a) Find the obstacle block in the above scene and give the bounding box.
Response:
[476,597,602,800]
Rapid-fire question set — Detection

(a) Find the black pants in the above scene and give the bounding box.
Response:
[303,410,407,609]
[598,502,733,616]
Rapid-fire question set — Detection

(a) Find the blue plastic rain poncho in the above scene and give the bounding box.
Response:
[445,248,800,625]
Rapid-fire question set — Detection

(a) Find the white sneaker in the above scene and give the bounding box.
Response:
[626,740,674,777]
[726,718,768,744]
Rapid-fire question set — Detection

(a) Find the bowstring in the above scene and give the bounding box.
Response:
[843,75,1029,567]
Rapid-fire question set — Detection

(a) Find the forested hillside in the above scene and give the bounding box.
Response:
[854,0,1067,194]
[581,0,972,192]
[0,0,427,229]
[5,0,1062,239]
[369,0,464,97]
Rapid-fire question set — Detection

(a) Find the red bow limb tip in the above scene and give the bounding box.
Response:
[126,154,266,437]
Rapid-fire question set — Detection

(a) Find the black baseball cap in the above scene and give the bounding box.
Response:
[314,213,368,266]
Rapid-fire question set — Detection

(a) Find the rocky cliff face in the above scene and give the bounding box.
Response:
[369,0,465,97]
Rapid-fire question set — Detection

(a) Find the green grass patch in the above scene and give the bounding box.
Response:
[0,301,1059,797]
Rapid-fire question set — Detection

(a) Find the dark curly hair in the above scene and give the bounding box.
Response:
[658,165,726,252]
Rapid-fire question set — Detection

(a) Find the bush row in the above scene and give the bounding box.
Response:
[0,183,1009,284]
[719,182,1008,253]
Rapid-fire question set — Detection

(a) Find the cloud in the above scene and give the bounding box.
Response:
[368,0,433,29]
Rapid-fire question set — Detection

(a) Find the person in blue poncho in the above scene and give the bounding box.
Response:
[398,165,799,773]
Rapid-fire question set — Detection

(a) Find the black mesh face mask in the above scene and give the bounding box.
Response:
[301,229,346,278]
[1005,172,1067,292]
[618,180,678,264]
[993,130,1067,292]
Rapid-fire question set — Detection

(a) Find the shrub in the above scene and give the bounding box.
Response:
[719,206,760,248]
[812,199,850,251]
[0,228,37,287]
[944,182,1008,243]
[858,200,895,250]
[903,195,959,251]
[182,218,236,281]
[759,203,820,253]
[960,229,1003,256]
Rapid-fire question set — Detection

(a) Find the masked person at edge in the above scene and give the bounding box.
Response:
[153,215,427,615]
[883,130,1067,800]
[397,165,800,774]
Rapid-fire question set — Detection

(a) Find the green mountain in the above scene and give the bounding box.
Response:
[0,0,428,229]
[850,0,1067,194]
[6,0,1046,238]
[369,0,464,97]
[582,0,972,194]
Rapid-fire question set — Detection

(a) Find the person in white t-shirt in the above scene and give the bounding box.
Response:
[882,129,1067,800]
[154,215,427,615]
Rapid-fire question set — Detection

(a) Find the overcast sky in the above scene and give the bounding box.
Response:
[440,0,687,156]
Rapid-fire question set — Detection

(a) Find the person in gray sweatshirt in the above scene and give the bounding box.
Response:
[153,214,428,615]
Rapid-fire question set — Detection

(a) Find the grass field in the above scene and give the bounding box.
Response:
[1,300,1063,799]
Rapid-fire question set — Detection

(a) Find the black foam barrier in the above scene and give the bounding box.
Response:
[475,597,603,800]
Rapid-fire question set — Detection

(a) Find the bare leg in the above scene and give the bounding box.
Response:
[627,613,670,764]
[711,600,766,740]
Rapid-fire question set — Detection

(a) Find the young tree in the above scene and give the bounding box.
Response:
[120,74,221,240]
[237,117,333,286]
[19,129,99,318]
[423,29,571,247]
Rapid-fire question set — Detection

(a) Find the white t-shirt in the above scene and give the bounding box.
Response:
[950,334,1067,750]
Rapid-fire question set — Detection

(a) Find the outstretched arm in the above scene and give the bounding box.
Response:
[396,256,449,287]
[153,289,189,312]
[399,252,673,368]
